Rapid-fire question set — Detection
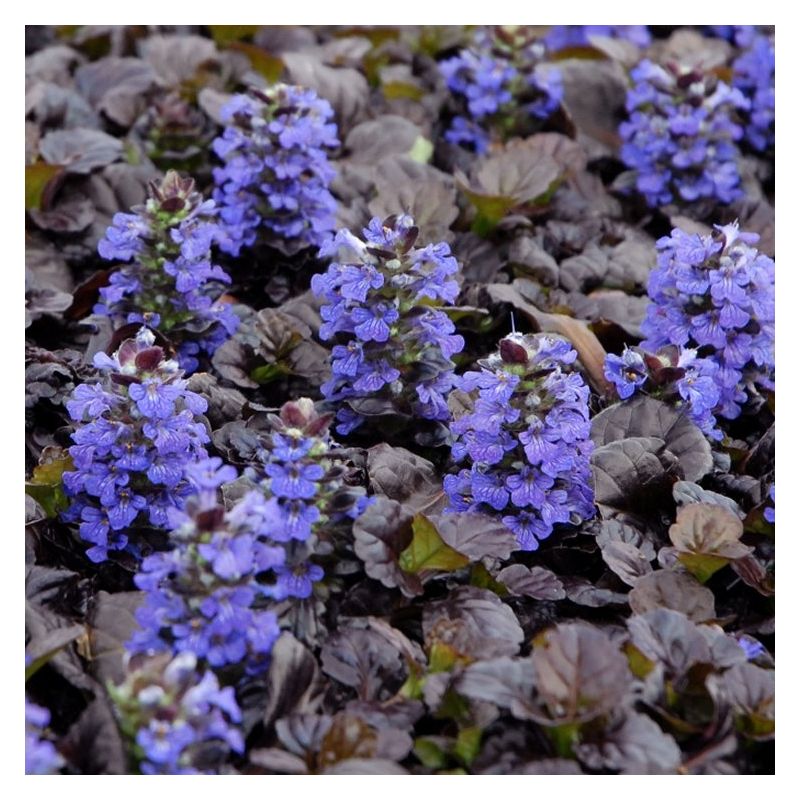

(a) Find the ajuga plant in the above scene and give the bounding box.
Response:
[26,698,64,774]
[604,345,723,439]
[134,92,218,177]
[96,171,238,373]
[619,60,749,209]
[109,651,243,775]
[445,332,595,551]
[543,25,651,52]
[128,457,282,676]
[439,26,562,153]
[62,328,209,563]
[211,85,339,257]
[732,30,775,151]
[641,222,774,420]
[311,214,464,438]
[244,399,371,589]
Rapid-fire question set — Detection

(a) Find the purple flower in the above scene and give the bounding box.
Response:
[110,652,243,775]
[273,562,325,600]
[130,481,284,677]
[62,329,209,564]
[619,60,749,208]
[95,172,237,373]
[764,484,775,524]
[447,333,595,551]
[26,699,64,774]
[642,223,774,421]
[265,461,324,500]
[544,25,651,51]
[733,33,774,150]
[604,348,648,399]
[351,303,399,343]
[440,27,562,151]
[212,85,339,255]
[312,215,464,434]
[737,636,767,661]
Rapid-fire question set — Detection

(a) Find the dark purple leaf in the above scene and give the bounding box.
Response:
[352,497,422,597]
[627,609,711,678]
[455,656,537,713]
[59,696,128,775]
[496,564,566,600]
[574,711,682,774]
[323,758,409,775]
[591,396,713,483]
[368,157,459,245]
[672,480,743,517]
[283,51,368,132]
[321,625,405,702]
[138,34,219,87]
[263,633,326,729]
[628,570,716,622]
[86,590,143,687]
[562,576,627,607]
[600,539,653,587]
[366,444,443,514]
[530,623,632,725]
[431,512,518,561]
[29,195,95,233]
[423,586,524,660]
[74,57,155,126]
[39,128,123,174]
[591,436,681,515]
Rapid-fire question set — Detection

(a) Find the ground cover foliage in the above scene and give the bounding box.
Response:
[25,24,774,775]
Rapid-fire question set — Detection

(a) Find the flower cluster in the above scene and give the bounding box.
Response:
[641,223,774,420]
[248,399,371,581]
[733,32,775,151]
[212,85,339,256]
[312,215,464,436]
[26,699,64,774]
[619,60,749,208]
[604,345,723,439]
[62,328,209,563]
[128,458,282,676]
[96,171,238,373]
[543,25,651,51]
[109,651,243,775]
[439,26,562,153]
[445,333,595,551]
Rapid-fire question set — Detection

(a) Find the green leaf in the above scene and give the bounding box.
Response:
[26,447,73,518]
[207,25,262,46]
[398,665,425,701]
[454,726,482,766]
[428,641,460,673]
[469,562,508,595]
[249,363,290,384]
[383,81,425,102]
[676,552,730,584]
[465,192,517,234]
[25,163,63,210]
[547,723,580,758]
[228,41,284,83]
[407,135,433,163]
[413,738,447,770]
[623,642,656,679]
[737,713,775,740]
[398,514,469,574]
